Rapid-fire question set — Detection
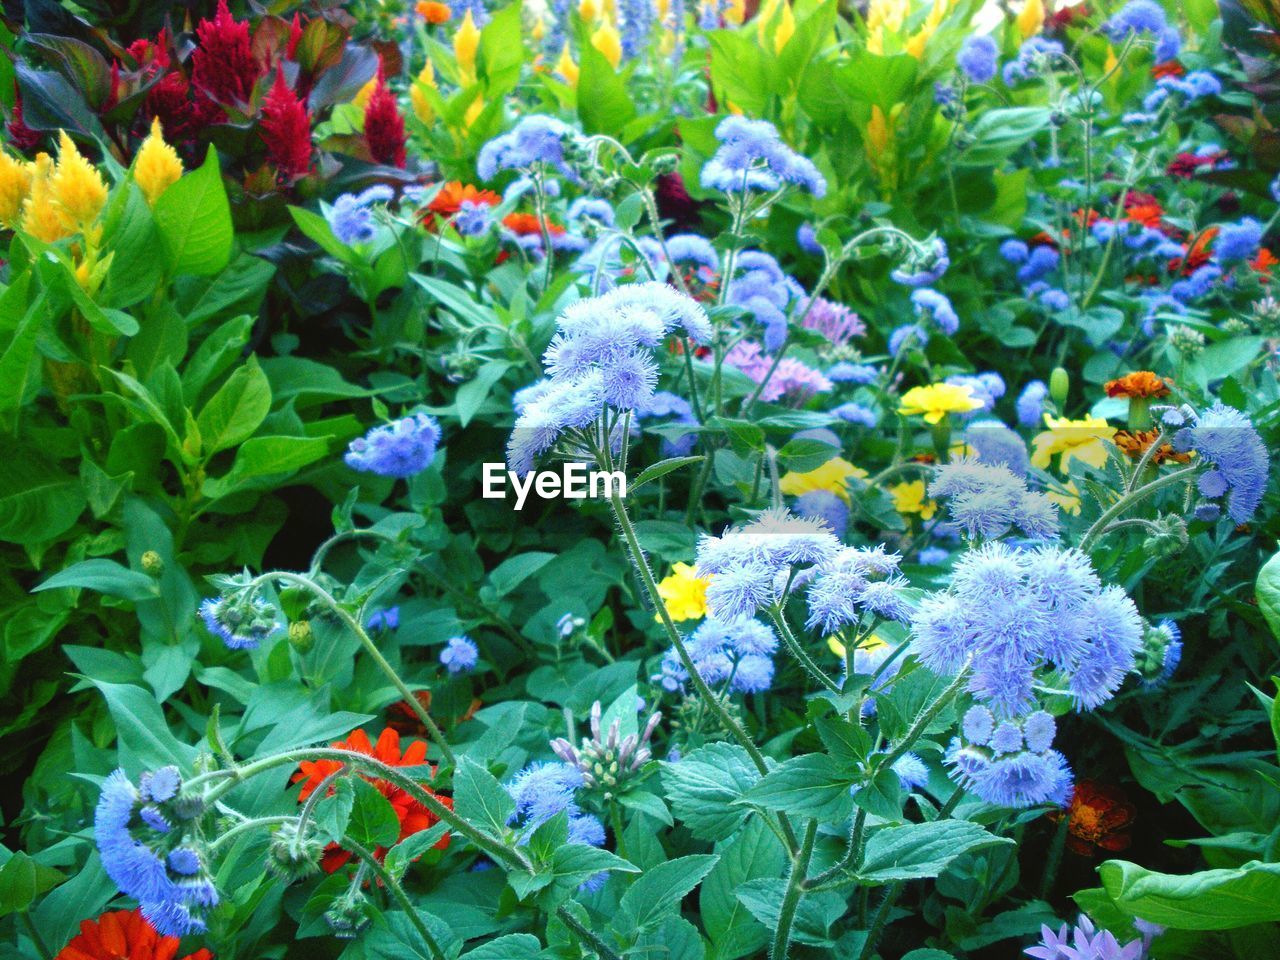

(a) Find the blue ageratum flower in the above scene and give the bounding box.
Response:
[700,116,827,198]
[1174,402,1268,523]
[726,250,803,351]
[1215,217,1263,263]
[805,545,910,633]
[456,199,493,237]
[891,239,950,288]
[636,390,699,457]
[1136,619,1182,688]
[659,617,779,694]
[477,116,582,182]
[910,289,959,338]
[665,233,720,274]
[957,35,998,84]
[1015,381,1048,427]
[964,421,1029,476]
[504,761,606,887]
[95,768,219,936]
[947,705,1072,808]
[1103,0,1167,40]
[1003,38,1065,86]
[928,460,1058,541]
[912,542,1143,718]
[619,0,655,58]
[325,185,395,245]
[345,413,442,478]
[440,635,479,674]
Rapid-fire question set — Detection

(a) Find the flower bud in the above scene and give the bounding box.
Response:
[141,550,164,577]
[289,620,314,652]
[267,821,325,881]
[1049,366,1070,409]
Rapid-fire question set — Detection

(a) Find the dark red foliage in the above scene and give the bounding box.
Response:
[655,172,702,231]
[7,91,42,152]
[260,70,312,181]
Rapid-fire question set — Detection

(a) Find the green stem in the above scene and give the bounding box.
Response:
[857,881,903,960]
[347,838,446,960]
[770,820,818,960]
[557,905,624,960]
[766,605,839,694]
[1078,463,1200,553]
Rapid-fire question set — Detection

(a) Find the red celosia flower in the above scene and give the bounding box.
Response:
[1053,780,1136,856]
[292,728,452,873]
[7,90,42,152]
[287,13,305,60]
[655,172,701,231]
[191,0,264,107]
[259,70,312,181]
[502,212,566,236]
[417,1,453,24]
[55,908,213,960]
[1047,2,1090,32]
[364,65,407,169]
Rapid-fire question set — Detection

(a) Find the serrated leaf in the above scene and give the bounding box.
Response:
[661,742,761,841]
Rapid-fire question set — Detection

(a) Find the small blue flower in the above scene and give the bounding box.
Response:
[1174,402,1268,523]
[477,116,582,182]
[1016,380,1048,427]
[700,116,826,197]
[957,35,998,84]
[891,239,950,288]
[1215,217,1263,263]
[367,606,400,632]
[796,223,823,255]
[199,594,280,651]
[456,199,493,236]
[346,413,442,478]
[325,185,395,245]
[833,402,877,428]
[441,636,479,674]
[795,489,850,538]
[828,362,878,384]
[1103,0,1167,40]
[911,288,959,335]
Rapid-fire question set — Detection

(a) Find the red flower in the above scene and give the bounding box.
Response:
[191,0,264,107]
[1168,227,1218,275]
[364,65,407,169]
[502,212,566,236]
[655,172,701,231]
[1122,191,1164,228]
[292,728,452,873]
[287,13,305,60]
[55,908,212,960]
[1052,780,1135,856]
[260,70,312,181]
[1152,60,1184,79]
[7,90,42,152]
[1251,247,1278,279]
[1167,149,1230,179]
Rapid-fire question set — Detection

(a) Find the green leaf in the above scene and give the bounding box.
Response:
[488,552,556,597]
[459,933,543,960]
[153,145,233,276]
[347,777,402,848]
[456,360,513,427]
[858,821,1013,884]
[85,679,197,769]
[576,30,636,136]
[734,879,846,947]
[661,742,761,841]
[1096,859,1280,930]
[616,854,718,933]
[203,435,330,498]
[34,559,158,601]
[0,851,64,917]
[632,456,705,490]
[956,107,1053,167]
[1257,549,1280,643]
[0,455,85,545]
[453,757,516,836]
[195,356,272,455]
[745,754,853,822]
[312,776,356,845]
[702,818,787,960]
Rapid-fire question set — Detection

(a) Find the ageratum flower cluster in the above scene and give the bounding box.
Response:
[345,412,442,478]
[507,282,711,473]
[700,117,827,197]
[805,546,913,633]
[653,616,779,694]
[96,767,217,936]
[949,705,1071,808]
[504,762,606,888]
[1170,401,1269,523]
[477,115,582,182]
[928,460,1060,540]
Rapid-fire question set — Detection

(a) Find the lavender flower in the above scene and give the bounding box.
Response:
[700,116,826,197]
[958,35,998,84]
[345,413,442,477]
[929,460,1058,540]
[947,706,1071,808]
[1215,217,1262,262]
[440,636,479,673]
[325,185,395,244]
[1173,402,1268,523]
[477,116,581,181]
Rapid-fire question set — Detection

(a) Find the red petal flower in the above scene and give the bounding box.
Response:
[54,908,212,960]
[191,0,264,107]
[364,64,407,169]
[260,70,312,181]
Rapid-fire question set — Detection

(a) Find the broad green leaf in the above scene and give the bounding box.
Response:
[153,145,233,276]
[459,933,543,960]
[702,817,787,959]
[0,456,86,545]
[734,878,847,947]
[858,820,1012,884]
[35,559,157,602]
[1097,859,1280,930]
[347,777,402,848]
[203,435,330,498]
[0,851,64,917]
[195,356,272,456]
[313,777,356,845]
[85,678,197,769]
[744,754,853,822]
[488,552,556,597]
[453,757,516,836]
[616,854,718,933]
[633,456,705,490]
[661,742,761,841]
[1257,549,1280,643]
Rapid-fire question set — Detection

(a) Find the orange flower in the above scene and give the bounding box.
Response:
[55,909,212,960]
[387,690,481,735]
[1122,191,1164,228]
[1053,780,1135,856]
[1113,428,1191,464]
[1169,227,1218,276]
[423,181,499,223]
[502,212,566,236]
[1151,60,1184,79]
[1104,371,1170,399]
[293,728,452,873]
[1251,248,1278,279]
[416,0,452,23]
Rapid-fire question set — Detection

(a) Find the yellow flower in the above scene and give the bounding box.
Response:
[0,150,33,228]
[463,95,485,129]
[656,562,709,622]
[555,46,580,86]
[774,1,795,51]
[455,10,482,85]
[779,457,868,505]
[828,631,889,659]
[579,0,600,20]
[591,19,623,69]
[49,131,108,233]
[724,0,746,25]
[891,480,936,520]
[410,60,438,124]
[898,383,983,425]
[867,105,892,156]
[1016,0,1044,39]
[134,117,183,207]
[1031,414,1115,473]
[21,153,70,243]
[756,0,795,52]
[866,0,907,33]
[905,0,947,59]
[1045,480,1081,515]
[352,74,379,110]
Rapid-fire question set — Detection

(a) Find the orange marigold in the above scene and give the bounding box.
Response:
[292,727,452,873]
[1104,371,1170,399]
[55,909,212,960]
[1053,780,1135,856]
[502,212,566,236]
[1113,428,1191,464]
[417,1,452,23]
[426,181,500,219]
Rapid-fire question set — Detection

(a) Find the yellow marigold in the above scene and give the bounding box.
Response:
[891,479,936,520]
[134,117,183,206]
[0,150,33,228]
[21,153,70,243]
[1016,0,1044,39]
[1045,479,1081,515]
[656,562,708,622]
[410,60,438,124]
[1031,414,1115,473]
[555,46,580,87]
[49,131,108,233]
[454,10,482,85]
[898,383,983,424]
[591,19,622,69]
[779,457,868,505]
[1104,371,1170,399]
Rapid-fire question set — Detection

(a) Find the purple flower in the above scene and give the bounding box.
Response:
[700,116,826,197]
[1216,217,1263,262]
[911,288,959,335]
[1103,0,1167,40]
[958,35,998,84]
[346,413,442,478]
[440,635,479,674]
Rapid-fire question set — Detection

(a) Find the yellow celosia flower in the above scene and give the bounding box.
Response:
[410,60,438,124]
[22,153,70,243]
[656,562,709,622]
[724,0,746,25]
[579,0,600,21]
[555,46,580,86]
[891,480,937,520]
[828,631,888,659]
[463,95,485,129]
[49,131,108,233]
[1045,480,1082,515]
[134,117,183,207]
[779,457,868,506]
[455,10,482,85]
[352,74,379,110]
[866,0,907,33]
[592,19,623,69]
[532,16,547,41]
[1031,414,1115,473]
[898,383,983,424]
[905,0,947,59]
[1016,0,1044,39]
[656,0,670,20]
[0,150,33,228]
[773,2,796,52]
